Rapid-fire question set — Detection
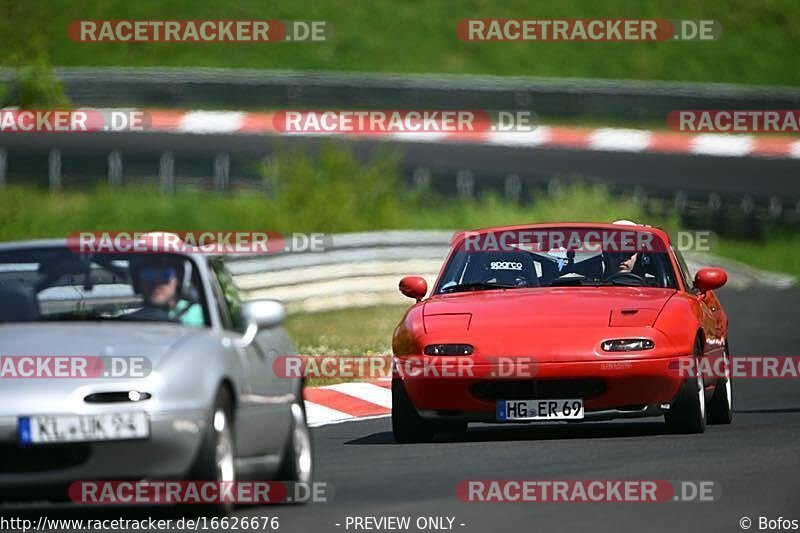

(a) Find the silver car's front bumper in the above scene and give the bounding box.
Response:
[0,409,208,491]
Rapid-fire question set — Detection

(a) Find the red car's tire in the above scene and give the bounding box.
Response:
[392,379,435,443]
[665,338,707,434]
[707,341,733,425]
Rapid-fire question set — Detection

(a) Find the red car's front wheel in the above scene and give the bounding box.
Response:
[392,379,466,443]
[707,341,733,425]
[665,338,707,434]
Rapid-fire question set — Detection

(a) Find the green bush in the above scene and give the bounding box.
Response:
[2,36,69,109]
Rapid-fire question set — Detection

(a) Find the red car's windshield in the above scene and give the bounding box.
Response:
[436,228,679,293]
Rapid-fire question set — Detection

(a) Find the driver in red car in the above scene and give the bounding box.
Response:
[606,250,638,275]
[602,219,642,277]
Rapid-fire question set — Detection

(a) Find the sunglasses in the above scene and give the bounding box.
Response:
[609,252,636,262]
[139,266,177,283]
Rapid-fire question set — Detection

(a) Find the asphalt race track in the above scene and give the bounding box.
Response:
[253,287,800,533]
[4,288,799,532]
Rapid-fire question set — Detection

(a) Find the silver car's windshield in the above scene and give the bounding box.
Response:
[0,247,210,326]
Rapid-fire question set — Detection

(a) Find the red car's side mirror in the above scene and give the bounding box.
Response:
[399,276,427,302]
[694,268,727,293]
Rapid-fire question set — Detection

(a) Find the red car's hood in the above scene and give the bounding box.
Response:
[424,287,676,330]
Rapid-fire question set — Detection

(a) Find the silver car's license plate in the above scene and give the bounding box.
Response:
[497,399,584,421]
[18,412,150,444]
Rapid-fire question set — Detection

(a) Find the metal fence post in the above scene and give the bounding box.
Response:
[159,151,174,194]
[108,150,122,188]
[412,167,431,191]
[504,174,521,202]
[769,196,783,219]
[456,170,474,199]
[547,177,562,198]
[213,153,230,191]
[0,148,6,188]
[48,149,62,192]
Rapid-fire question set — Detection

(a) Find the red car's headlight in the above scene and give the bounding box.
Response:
[424,344,474,356]
[601,339,655,352]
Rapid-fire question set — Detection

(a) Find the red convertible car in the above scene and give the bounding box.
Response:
[391,222,731,442]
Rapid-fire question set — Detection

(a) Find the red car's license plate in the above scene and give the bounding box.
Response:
[497,399,584,421]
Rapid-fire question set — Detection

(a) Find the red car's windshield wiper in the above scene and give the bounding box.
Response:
[440,281,520,293]
[547,274,600,287]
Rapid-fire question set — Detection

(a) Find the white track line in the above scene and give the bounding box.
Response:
[179,111,245,134]
[589,128,652,152]
[304,401,354,427]
[487,127,551,146]
[690,134,754,157]
[324,382,393,409]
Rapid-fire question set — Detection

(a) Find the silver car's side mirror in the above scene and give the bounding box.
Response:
[225,300,286,348]
[242,299,286,329]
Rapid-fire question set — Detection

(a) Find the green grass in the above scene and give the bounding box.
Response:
[285,305,406,386]
[2,0,799,86]
[714,234,800,279]
[286,305,403,357]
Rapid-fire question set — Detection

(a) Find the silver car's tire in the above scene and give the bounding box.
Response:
[277,400,313,485]
[189,387,236,515]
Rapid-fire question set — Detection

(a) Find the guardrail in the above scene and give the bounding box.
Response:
[224,231,795,313]
[3,67,800,121]
[2,124,799,238]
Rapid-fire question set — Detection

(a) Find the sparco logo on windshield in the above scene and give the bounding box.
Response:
[490,261,523,270]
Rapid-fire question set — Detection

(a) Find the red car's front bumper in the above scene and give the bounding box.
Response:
[397,355,689,418]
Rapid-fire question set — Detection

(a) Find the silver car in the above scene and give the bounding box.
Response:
[0,240,312,510]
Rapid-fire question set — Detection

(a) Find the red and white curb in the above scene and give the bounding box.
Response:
[303,379,392,427]
[144,110,800,159]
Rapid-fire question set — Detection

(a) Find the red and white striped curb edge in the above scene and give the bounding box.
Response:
[304,378,392,427]
[144,109,800,159]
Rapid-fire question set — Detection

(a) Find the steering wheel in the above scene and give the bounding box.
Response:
[604,271,646,285]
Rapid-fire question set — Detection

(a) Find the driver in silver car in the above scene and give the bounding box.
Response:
[129,257,204,326]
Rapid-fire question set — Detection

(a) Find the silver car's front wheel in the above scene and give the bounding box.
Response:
[189,388,236,515]
[213,407,235,483]
[278,400,313,485]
